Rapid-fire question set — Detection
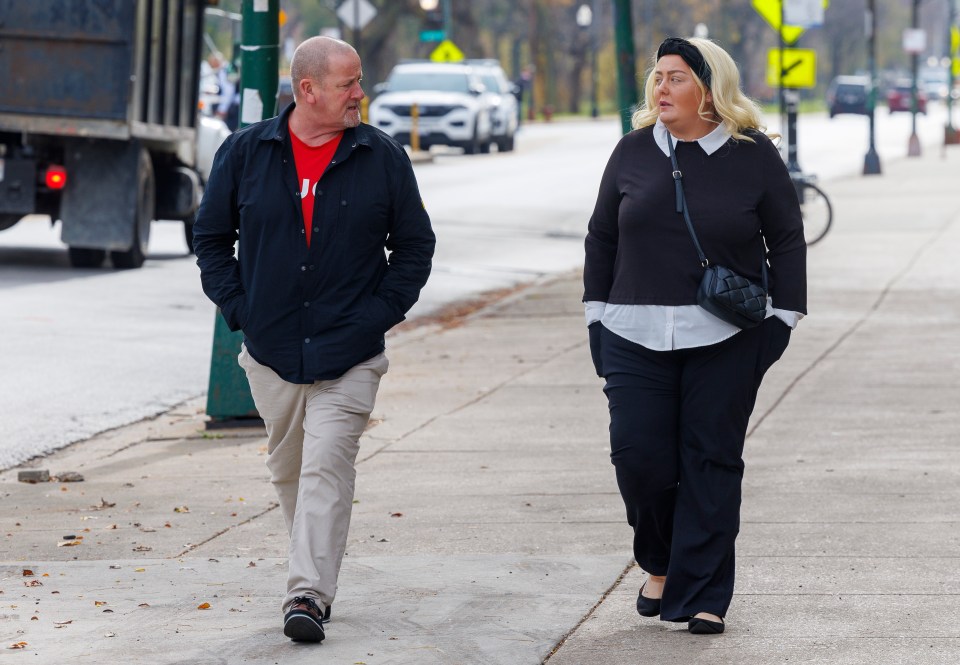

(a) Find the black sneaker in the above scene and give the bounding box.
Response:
[283,596,325,642]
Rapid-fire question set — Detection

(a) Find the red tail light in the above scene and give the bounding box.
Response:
[45,165,67,190]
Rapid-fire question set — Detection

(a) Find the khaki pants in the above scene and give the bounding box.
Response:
[239,345,388,613]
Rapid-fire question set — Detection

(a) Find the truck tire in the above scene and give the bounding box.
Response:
[110,149,154,269]
[68,247,106,268]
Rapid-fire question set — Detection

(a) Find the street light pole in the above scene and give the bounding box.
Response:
[575,4,595,118]
[908,0,923,156]
[611,0,637,135]
[864,0,882,174]
[946,0,958,143]
[590,0,599,118]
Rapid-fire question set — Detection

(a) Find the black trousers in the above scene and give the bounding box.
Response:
[600,317,791,622]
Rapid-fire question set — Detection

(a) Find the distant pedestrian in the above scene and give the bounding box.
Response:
[208,54,240,131]
[583,37,806,634]
[193,36,435,643]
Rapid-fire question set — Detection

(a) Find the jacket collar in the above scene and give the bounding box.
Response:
[256,102,374,149]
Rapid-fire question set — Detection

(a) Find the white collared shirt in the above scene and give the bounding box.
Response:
[585,119,803,350]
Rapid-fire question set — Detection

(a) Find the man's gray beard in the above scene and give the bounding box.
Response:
[344,110,362,128]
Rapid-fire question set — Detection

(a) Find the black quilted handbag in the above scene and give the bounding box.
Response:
[667,136,768,330]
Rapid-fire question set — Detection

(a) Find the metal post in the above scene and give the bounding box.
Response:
[864,0,882,174]
[353,0,361,60]
[442,0,452,40]
[784,89,801,174]
[590,0,599,118]
[778,0,785,125]
[908,0,922,156]
[946,0,958,143]
[612,0,637,135]
[205,0,280,425]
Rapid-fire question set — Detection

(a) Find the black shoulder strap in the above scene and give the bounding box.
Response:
[666,133,768,292]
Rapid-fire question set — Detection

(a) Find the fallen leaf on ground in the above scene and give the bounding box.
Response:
[22,569,34,577]
[138,603,150,608]
[54,620,73,627]
[197,602,211,610]
[173,506,190,513]
[30,616,38,621]
[94,601,107,607]
[7,642,27,649]
[132,545,152,552]
[93,498,116,510]
[57,540,82,547]
[104,632,115,638]
[24,580,42,587]
[134,568,146,573]
[390,512,403,518]
[247,561,256,568]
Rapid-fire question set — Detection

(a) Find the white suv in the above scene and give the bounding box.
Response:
[468,60,519,152]
[369,62,494,154]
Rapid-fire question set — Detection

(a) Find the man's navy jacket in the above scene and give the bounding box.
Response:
[193,105,435,384]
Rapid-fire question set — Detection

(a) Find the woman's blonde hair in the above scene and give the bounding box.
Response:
[631,37,770,142]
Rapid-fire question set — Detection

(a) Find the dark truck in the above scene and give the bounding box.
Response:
[0,0,213,268]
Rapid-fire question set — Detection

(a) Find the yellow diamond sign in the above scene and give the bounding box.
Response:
[752,0,829,45]
[430,40,465,63]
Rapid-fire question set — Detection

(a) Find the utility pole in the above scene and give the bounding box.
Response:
[205,0,280,424]
[946,0,958,144]
[908,0,923,156]
[864,0,882,174]
[612,0,637,135]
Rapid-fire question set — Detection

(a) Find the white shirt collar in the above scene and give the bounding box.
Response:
[653,118,731,156]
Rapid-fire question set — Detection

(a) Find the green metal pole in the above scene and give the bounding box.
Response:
[612,0,637,135]
[205,0,279,424]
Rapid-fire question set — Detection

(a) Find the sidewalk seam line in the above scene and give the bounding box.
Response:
[746,215,956,439]
[541,560,637,664]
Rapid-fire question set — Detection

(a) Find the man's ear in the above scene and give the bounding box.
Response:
[298,78,315,103]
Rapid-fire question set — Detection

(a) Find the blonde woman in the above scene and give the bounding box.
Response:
[583,37,806,634]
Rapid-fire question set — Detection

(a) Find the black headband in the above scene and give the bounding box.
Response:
[656,37,711,89]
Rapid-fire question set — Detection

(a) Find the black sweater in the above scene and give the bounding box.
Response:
[583,126,807,314]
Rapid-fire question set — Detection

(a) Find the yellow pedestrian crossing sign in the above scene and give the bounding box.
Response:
[430,40,465,63]
[766,48,817,89]
[430,39,465,62]
[752,0,829,45]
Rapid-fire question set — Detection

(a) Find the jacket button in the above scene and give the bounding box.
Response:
[313,227,319,233]
[317,189,323,196]
[351,143,357,148]
[304,338,311,344]
[303,301,310,307]
[341,200,347,206]
[300,265,306,271]
[331,160,336,164]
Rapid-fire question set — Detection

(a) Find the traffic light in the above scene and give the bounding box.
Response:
[420,7,445,42]
[423,8,443,31]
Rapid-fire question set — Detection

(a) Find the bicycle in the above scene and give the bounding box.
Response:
[790,171,833,246]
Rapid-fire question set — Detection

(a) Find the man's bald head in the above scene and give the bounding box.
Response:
[290,36,358,100]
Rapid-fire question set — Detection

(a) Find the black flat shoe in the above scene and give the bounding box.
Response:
[636,582,662,618]
[688,616,724,635]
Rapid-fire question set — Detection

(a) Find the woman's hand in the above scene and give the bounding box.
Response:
[588,322,603,377]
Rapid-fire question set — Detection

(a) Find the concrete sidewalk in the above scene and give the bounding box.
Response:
[3,146,960,664]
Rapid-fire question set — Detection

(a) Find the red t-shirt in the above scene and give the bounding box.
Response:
[289,126,343,247]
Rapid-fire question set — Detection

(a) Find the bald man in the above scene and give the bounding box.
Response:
[193,37,435,643]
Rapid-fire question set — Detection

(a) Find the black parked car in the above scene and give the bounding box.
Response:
[826,76,870,118]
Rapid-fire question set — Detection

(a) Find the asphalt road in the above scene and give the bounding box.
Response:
[0,105,953,469]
